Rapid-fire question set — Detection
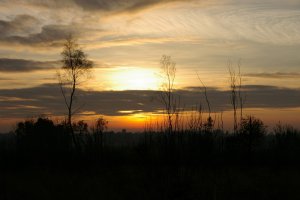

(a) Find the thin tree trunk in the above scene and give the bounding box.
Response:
[68,73,78,149]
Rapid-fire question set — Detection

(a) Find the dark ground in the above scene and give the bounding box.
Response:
[1,117,300,200]
[1,164,300,200]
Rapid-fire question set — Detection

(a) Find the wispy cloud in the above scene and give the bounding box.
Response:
[124,3,300,45]
[1,0,299,50]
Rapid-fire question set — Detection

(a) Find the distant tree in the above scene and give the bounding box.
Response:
[94,117,108,134]
[73,120,88,135]
[92,117,108,153]
[239,116,266,153]
[15,117,70,158]
[58,36,93,147]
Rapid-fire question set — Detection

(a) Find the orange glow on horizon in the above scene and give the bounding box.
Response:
[2,107,300,133]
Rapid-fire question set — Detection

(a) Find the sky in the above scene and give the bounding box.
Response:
[0,0,300,132]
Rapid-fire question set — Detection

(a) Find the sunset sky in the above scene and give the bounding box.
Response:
[0,0,300,132]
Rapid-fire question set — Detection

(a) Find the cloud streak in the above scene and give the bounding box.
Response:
[0,84,300,119]
[72,0,194,13]
[5,0,194,13]
[245,72,300,79]
[0,58,59,72]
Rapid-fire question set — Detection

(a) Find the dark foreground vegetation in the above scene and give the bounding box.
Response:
[1,117,300,200]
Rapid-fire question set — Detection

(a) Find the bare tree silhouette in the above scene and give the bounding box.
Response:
[196,72,213,132]
[237,61,246,123]
[159,55,179,134]
[228,61,238,134]
[228,60,245,134]
[57,36,93,147]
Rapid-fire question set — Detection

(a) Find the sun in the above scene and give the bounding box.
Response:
[111,67,160,90]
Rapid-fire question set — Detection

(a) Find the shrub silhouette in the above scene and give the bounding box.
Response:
[239,116,266,153]
[15,117,71,161]
[273,123,300,160]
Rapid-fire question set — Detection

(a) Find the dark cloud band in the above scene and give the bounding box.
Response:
[73,0,192,12]
[0,58,59,72]
[245,72,300,79]
[0,84,299,118]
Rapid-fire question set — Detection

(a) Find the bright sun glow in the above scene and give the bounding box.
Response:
[111,67,160,90]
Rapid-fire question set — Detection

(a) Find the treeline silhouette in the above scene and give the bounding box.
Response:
[1,117,300,199]
[1,116,299,166]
